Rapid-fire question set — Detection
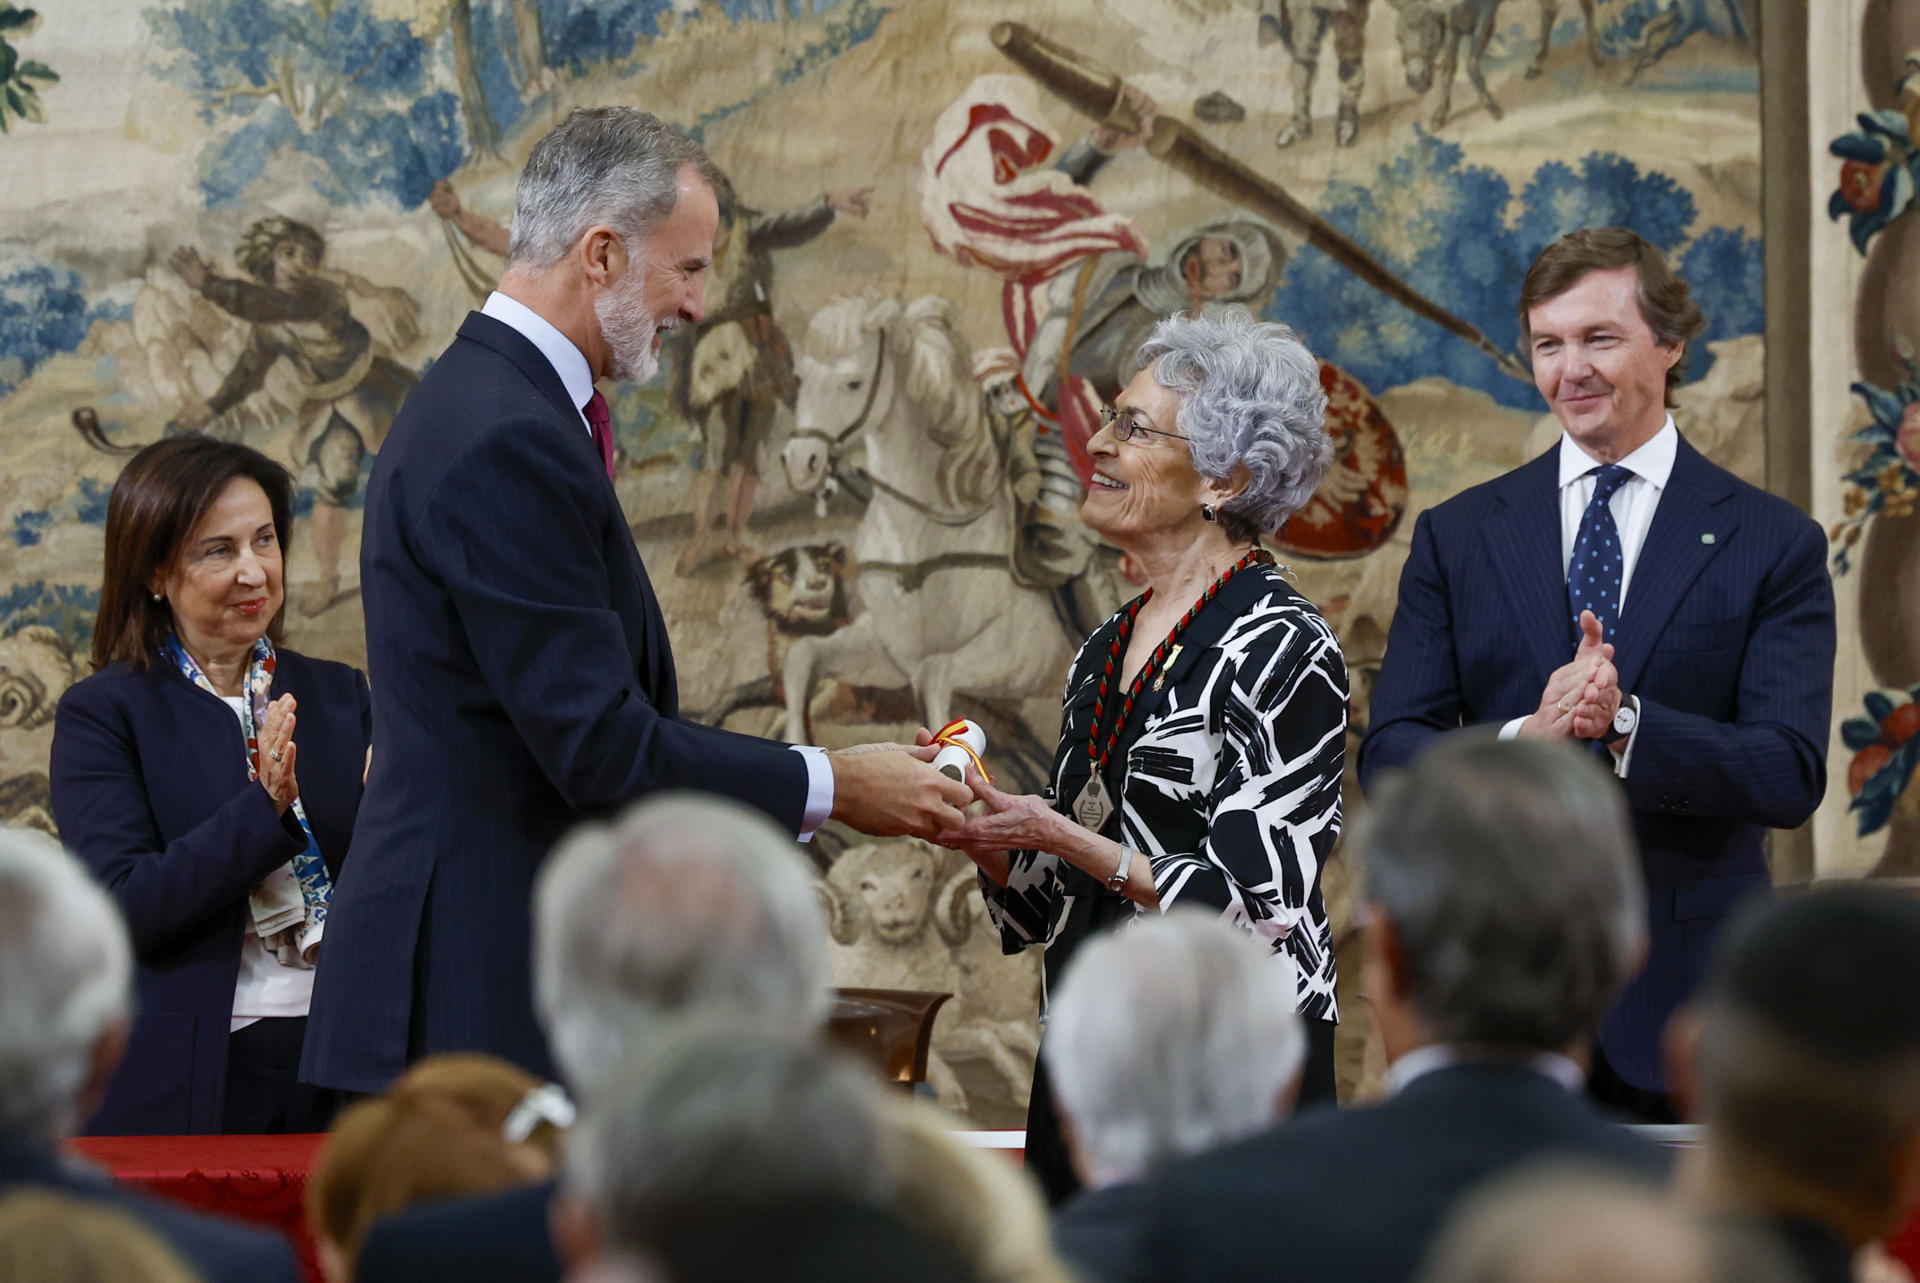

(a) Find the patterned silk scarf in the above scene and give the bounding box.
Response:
[163,634,332,966]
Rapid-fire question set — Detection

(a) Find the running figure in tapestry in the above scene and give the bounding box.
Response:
[169,216,420,615]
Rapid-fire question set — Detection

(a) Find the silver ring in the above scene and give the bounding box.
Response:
[269,749,284,762]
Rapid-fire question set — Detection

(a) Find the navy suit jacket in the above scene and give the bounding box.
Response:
[303,312,810,1093]
[1358,436,1835,1089]
[49,651,370,1134]
[0,1137,298,1283]
[1139,1064,1668,1283]
[355,1178,560,1283]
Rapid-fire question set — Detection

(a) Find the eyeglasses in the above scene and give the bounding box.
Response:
[1099,404,1187,443]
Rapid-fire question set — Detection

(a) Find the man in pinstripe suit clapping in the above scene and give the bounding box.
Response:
[1360,227,1835,1122]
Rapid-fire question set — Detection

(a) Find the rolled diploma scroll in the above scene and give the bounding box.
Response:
[931,719,987,782]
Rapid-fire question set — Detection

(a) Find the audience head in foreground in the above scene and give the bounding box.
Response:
[557,1016,892,1278]
[1358,734,1647,1069]
[308,1053,570,1283]
[1418,1163,1799,1283]
[0,1189,203,1283]
[350,793,832,1283]
[0,828,131,1143]
[1671,884,1920,1270]
[1134,739,1662,1283]
[0,830,298,1283]
[533,792,830,1099]
[1045,910,1307,1191]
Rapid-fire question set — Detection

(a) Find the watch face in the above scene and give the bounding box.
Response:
[1613,705,1638,735]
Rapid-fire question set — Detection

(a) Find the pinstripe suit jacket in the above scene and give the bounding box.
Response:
[1358,434,1834,1090]
[302,312,809,1093]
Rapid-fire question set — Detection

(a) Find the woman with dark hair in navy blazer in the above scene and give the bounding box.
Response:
[51,436,371,1135]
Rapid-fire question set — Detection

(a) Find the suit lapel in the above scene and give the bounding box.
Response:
[1609,436,1737,693]
[1480,450,1569,684]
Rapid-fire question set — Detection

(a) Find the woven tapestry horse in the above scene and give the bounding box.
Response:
[780,295,1071,743]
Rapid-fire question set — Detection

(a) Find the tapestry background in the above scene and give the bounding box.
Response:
[1,0,1775,1122]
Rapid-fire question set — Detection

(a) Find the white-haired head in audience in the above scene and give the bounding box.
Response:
[0,828,132,1140]
[1042,909,1306,1188]
[533,793,829,1101]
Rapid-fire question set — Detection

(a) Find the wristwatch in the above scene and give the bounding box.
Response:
[1602,696,1639,746]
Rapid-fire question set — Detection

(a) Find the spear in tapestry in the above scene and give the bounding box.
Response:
[990,21,1533,385]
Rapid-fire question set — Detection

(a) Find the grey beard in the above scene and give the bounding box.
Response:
[595,283,660,385]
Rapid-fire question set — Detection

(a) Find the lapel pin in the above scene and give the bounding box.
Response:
[1700,533,1716,545]
[1154,644,1183,691]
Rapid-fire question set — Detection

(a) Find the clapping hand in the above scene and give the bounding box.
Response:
[1522,611,1622,740]
[257,694,300,815]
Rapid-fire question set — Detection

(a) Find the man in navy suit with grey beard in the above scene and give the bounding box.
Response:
[1360,227,1835,1122]
[303,107,970,1096]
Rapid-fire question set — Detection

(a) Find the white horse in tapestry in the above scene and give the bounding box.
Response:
[780,294,1071,742]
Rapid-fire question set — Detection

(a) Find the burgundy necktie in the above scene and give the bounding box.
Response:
[583,390,614,480]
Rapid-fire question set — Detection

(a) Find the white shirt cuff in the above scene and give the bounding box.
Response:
[1611,696,1641,779]
[791,745,834,841]
[1499,717,1528,741]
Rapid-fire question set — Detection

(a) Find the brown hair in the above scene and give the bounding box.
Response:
[90,435,295,673]
[307,1054,568,1273]
[1517,228,1706,407]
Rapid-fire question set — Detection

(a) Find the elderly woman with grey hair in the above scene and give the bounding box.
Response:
[934,308,1346,1203]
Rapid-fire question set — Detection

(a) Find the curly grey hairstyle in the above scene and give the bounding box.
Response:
[509,107,723,269]
[1135,309,1332,541]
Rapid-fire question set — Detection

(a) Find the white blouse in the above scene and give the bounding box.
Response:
[219,695,314,1031]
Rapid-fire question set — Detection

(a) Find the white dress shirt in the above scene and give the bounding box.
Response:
[478,292,835,837]
[1497,417,1675,775]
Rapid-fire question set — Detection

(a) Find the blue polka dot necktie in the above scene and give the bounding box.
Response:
[1567,464,1633,645]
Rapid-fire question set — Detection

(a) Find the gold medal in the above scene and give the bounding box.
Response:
[1074,776,1113,831]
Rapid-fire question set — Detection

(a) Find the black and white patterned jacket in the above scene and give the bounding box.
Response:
[981,562,1347,1023]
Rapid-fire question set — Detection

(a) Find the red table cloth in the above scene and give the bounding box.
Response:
[67,1130,1920,1281]
[69,1134,327,1283]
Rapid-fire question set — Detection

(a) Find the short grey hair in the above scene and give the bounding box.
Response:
[0,829,131,1139]
[566,1016,889,1254]
[1357,738,1645,1052]
[1135,308,1332,541]
[1042,911,1306,1186]
[533,793,831,1100]
[508,107,722,269]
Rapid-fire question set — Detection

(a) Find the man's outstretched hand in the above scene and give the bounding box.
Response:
[827,741,972,839]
